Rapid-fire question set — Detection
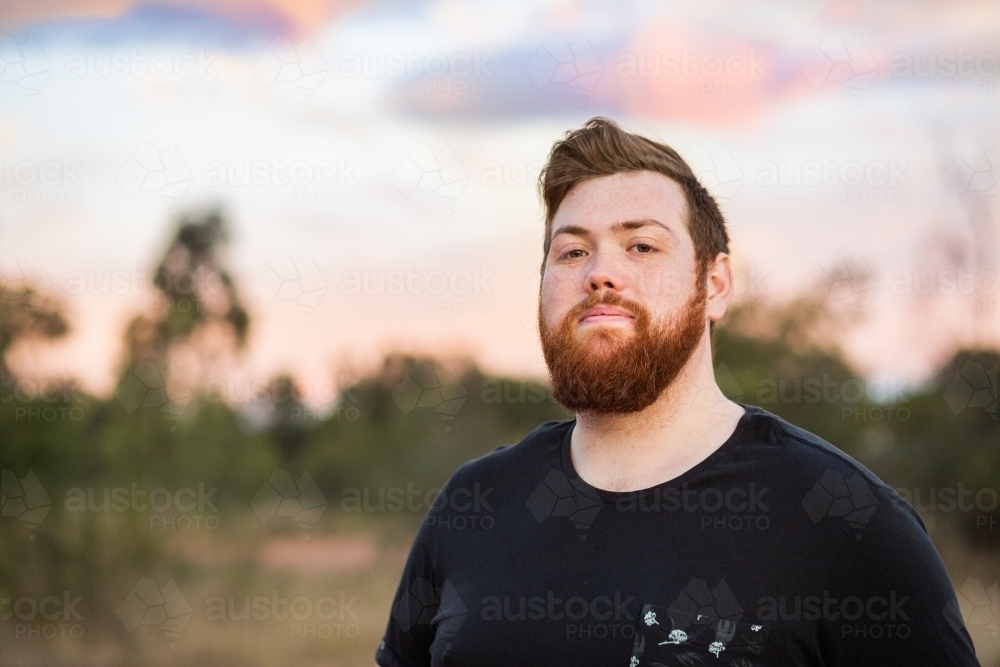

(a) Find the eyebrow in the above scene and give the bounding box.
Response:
[551,218,675,241]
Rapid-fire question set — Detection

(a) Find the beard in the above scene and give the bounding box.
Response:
[537,272,708,414]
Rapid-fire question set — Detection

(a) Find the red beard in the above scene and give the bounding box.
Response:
[538,273,707,414]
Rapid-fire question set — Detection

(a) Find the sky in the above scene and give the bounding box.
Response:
[0,0,998,405]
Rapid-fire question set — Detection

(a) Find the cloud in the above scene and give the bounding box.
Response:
[0,0,365,44]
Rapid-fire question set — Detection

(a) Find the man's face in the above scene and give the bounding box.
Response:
[537,170,709,414]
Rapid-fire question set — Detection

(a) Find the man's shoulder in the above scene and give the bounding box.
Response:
[740,403,893,493]
[445,418,572,487]
[741,404,927,535]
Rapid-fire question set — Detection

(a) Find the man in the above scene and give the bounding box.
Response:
[375,117,981,666]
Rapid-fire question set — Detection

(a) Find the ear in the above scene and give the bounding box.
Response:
[705,252,735,323]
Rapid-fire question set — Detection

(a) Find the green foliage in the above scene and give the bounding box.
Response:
[297,354,572,496]
[1,210,997,660]
[714,299,874,460]
[714,300,999,550]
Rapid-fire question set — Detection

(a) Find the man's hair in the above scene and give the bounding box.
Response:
[537,116,730,279]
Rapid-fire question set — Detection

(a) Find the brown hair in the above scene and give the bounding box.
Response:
[537,116,730,279]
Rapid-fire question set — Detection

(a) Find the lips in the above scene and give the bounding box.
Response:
[578,305,635,323]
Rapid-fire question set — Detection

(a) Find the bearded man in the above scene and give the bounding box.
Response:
[375,117,981,667]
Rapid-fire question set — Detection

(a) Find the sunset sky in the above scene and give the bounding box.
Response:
[1,0,998,404]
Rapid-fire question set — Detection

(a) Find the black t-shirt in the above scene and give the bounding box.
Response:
[376,403,980,666]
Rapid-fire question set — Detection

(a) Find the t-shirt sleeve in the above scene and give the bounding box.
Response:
[376,461,472,667]
[816,485,981,666]
[375,505,440,667]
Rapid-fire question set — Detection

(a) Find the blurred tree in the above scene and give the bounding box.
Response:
[891,349,999,549]
[120,207,250,372]
[261,373,310,461]
[298,352,572,495]
[0,278,69,381]
[712,295,874,458]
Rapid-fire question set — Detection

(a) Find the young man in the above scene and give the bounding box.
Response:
[375,118,981,666]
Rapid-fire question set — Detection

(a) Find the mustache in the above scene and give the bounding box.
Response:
[566,291,645,323]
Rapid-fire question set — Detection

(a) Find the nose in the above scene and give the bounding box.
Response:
[584,245,625,297]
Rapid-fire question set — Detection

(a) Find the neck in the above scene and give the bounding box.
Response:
[569,335,746,492]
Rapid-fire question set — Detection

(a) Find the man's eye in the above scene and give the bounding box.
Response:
[561,249,585,259]
[632,243,654,253]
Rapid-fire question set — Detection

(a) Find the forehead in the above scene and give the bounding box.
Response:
[551,170,689,238]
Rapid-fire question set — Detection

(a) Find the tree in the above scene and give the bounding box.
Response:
[119,207,250,394]
[0,277,68,382]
